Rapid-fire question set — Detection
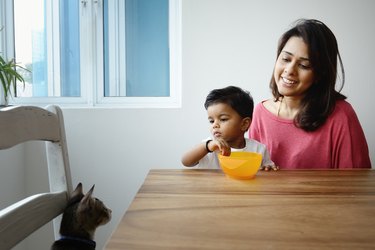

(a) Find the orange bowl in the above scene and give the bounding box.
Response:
[218,151,262,179]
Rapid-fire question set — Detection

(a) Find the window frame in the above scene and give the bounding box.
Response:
[1,0,182,108]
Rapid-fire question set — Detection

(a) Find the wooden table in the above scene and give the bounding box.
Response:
[105,169,375,249]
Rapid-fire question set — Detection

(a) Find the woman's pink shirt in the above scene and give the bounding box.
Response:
[249,100,371,169]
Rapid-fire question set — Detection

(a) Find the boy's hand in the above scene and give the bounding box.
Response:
[260,165,280,171]
[209,138,231,156]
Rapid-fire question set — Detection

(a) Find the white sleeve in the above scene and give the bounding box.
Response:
[261,148,275,167]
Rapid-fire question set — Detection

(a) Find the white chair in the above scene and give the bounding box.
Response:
[0,105,73,249]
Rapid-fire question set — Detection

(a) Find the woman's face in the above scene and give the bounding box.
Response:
[273,36,314,99]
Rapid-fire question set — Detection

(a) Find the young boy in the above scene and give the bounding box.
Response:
[181,86,277,170]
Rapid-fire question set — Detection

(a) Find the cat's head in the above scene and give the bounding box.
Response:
[69,183,112,231]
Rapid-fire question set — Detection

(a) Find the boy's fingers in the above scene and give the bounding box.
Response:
[221,148,230,156]
[260,166,279,171]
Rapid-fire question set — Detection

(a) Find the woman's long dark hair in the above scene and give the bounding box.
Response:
[270,19,346,131]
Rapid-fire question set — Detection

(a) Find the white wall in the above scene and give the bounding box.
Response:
[1,0,374,249]
[0,145,24,209]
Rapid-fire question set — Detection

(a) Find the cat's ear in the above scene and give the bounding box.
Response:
[68,182,84,205]
[80,185,95,205]
[86,185,95,197]
[73,183,83,195]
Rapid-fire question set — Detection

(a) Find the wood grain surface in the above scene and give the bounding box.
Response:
[105,169,375,250]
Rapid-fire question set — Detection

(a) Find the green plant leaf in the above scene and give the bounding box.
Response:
[0,55,30,100]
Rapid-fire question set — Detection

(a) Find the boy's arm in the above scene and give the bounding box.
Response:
[181,141,211,167]
[259,144,279,171]
[181,139,231,167]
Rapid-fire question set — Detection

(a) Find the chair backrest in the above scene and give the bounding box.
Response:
[0,105,73,249]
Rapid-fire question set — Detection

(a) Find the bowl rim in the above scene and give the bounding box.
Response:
[218,151,262,159]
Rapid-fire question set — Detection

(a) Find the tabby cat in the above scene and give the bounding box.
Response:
[51,183,111,250]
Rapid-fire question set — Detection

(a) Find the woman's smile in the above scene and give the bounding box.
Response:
[281,76,297,86]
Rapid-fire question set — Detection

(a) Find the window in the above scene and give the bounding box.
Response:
[0,0,181,108]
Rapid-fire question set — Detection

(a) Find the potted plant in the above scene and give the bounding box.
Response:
[0,26,29,107]
[0,55,28,106]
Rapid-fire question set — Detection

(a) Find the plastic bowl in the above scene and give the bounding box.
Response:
[218,151,262,179]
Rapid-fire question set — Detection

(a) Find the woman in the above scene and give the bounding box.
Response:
[250,19,371,169]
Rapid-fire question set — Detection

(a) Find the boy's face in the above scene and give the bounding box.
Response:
[207,103,250,147]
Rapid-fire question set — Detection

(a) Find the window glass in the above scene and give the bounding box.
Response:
[14,0,80,97]
[13,0,46,97]
[103,0,170,97]
[60,0,80,97]
[5,0,180,107]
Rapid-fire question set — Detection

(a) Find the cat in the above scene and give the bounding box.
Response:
[51,183,112,250]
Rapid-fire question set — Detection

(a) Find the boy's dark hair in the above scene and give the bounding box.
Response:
[204,86,254,119]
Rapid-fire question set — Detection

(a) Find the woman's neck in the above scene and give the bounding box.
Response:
[277,96,301,119]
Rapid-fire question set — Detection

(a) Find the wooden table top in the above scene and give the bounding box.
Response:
[105,169,375,250]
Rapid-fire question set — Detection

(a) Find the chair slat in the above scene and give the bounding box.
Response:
[0,191,68,249]
[0,105,72,249]
[0,106,60,149]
